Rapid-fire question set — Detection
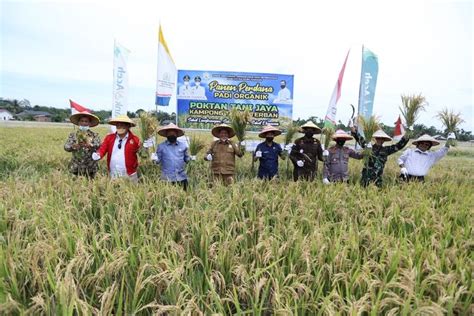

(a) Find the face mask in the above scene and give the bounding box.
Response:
[304,131,314,138]
[184,81,189,86]
[167,135,177,143]
[336,139,346,146]
[79,126,89,131]
[265,137,274,142]
[280,85,286,89]
[195,82,201,86]
[116,128,127,135]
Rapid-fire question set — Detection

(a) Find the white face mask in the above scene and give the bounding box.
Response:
[79,126,89,131]
[184,81,189,86]
[195,81,200,86]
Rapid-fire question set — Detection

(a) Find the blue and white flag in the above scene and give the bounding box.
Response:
[112,40,130,119]
[155,26,177,106]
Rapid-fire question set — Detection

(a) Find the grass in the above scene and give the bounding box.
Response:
[0,124,473,314]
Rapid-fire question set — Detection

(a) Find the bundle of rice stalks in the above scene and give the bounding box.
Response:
[399,93,427,127]
[436,108,464,133]
[138,111,158,158]
[188,135,206,156]
[322,126,335,150]
[229,107,252,149]
[283,123,299,146]
[358,115,380,143]
[358,115,380,166]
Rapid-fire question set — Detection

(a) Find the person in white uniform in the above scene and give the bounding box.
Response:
[178,75,192,97]
[398,133,455,182]
[191,76,207,100]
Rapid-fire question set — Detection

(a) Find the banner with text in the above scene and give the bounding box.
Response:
[177,70,294,130]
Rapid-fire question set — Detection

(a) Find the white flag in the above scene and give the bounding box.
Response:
[112,40,130,119]
[155,25,177,106]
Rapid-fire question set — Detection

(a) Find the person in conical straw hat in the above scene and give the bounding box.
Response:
[397,132,455,182]
[150,123,194,191]
[289,121,324,181]
[64,111,101,178]
[254,125,285,180]
[350,125,410,187]
[205,123,243,185]
[322,129,364,184]
[92,114,141,182]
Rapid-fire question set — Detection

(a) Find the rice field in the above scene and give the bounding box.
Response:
[1,124,473,315]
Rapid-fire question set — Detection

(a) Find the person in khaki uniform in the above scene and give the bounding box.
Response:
[205,124,243,185]
[322,129,363,184]
[64,111,101,178]
[289,121,324,181]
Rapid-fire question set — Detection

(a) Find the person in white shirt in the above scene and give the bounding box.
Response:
[178,75,192,97]
[191,76,207,100]
[273,80,291,104]
[398,133,455,181]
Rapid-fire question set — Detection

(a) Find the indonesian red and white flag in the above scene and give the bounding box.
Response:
[324,50,350,128]
[393,115,405,141]
[70,99,92,115]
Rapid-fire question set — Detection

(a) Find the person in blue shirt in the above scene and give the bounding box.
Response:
[151,123,195,191]
[254,125,285,180]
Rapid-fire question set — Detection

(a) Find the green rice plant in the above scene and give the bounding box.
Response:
[188,135,206,156]
[0,124,473,315]
[399,93,427,127]
[436,107,464,133]
[229,107,252,148]
[322,126,335,150]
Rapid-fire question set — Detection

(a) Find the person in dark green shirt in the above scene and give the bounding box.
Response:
[351,127,409,187]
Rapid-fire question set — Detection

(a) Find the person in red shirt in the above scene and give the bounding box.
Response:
[92,115,141,182]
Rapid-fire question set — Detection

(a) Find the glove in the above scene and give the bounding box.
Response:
[296,160,304,167]
[285,144,293,152]
[323,150,329,157]
[323,178,330,185]
[321,144,325,151]
[447,132,456,140]
[367,143,373,149]
[400,167,408,176]
[206,154,213,161]
[150,153,158,161]
[255,150,262,158]
[92,153,101,161]
[143,138,154,148]
[190,155,196,161]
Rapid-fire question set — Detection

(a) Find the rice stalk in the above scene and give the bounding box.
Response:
[399,93,427,127]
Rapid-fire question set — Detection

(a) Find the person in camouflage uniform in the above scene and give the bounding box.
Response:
[322,129,364,183]
[289,121,324,181]
[351,126,409,187]
[64,112,101,178]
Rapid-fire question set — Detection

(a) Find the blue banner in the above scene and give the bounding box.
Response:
[358,47,378,121]
[176,70,294,130]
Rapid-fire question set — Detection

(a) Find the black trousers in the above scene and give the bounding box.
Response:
[170,179,188,191]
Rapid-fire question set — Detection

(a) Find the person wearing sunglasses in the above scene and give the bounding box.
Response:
[92,115,140,182]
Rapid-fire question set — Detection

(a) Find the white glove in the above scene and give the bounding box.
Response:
[92,153,100,161]
[400,167,408,176]
[190,155,196,161]
[206,154,213,161]
[367,143,373,149]
[323,178,330,185]
[255,150,262,158]
[447,132,456,140]
[143,138,154,148]
[150,153,158,161]
[323,150,329,157]
[296,160,304,167]
[320,144,325,151]
[285,144,293,152]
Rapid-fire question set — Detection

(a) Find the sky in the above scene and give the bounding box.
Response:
[1,0,472,131]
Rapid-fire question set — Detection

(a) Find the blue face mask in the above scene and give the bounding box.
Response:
[79,126,89,131]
